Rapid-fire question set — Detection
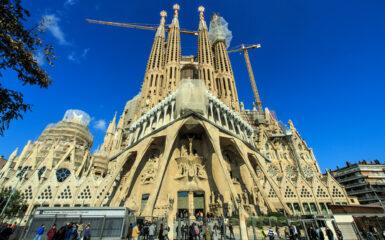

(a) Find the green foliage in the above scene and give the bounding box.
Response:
[0,187,27,219]
[267,212,286,218]
[247,216,288,228]
[0,0,55,135]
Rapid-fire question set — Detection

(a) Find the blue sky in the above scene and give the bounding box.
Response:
[1,0,385,171]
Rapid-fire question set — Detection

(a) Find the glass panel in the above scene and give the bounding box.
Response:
[178,191,189,209]
[310,203,318,214]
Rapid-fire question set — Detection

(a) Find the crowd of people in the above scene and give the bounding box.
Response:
[31,222,91,240]
[0,222,18,240]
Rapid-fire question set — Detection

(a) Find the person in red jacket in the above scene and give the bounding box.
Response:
[47,224,56,240]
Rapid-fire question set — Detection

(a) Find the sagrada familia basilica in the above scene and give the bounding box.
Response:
[0,5,357,224]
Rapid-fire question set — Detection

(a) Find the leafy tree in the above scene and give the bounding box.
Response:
[0,187,26,219]
[0,0,55,135]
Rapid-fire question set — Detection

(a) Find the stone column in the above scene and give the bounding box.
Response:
[188,191,194,220]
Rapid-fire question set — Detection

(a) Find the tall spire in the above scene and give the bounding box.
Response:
[197,6,216,94]
[210,14,240,111]
[164,4,181,95]
[136,10,168,117]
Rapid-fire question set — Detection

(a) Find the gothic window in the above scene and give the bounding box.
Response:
[38,166,46,180]
[265,144,269,150]
[181,65,198,79]
[298,144,303,150]
[56,168,71,182]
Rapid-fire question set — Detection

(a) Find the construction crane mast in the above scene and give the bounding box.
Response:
[228,44,263,113]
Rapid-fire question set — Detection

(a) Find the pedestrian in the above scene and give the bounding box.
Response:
[204,223,211,240]
[10,222,17,233]
[163,223,170,240]
[290,224,298,240]
[275,226,280,239]
[325,227,334,240]
[33,224,45,240]
[149,222,155,240]
[132,224,140,240]
[158,224,164,240]
[308,226,317,240]
[52,225,66,240]
[127,223,133,240]
[212,225,219,240]
[268,226,275,240]
[77,223,84,240]
[64,222,73,240]
[261,229,266,240]
[0,223,13,240]
[318,227,325,240]
[47,224,57,240]
[83,224,91,240]
[335,228,343,240]
[228,223,235,240]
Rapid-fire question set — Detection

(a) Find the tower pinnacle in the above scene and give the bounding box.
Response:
[173,4,180,18]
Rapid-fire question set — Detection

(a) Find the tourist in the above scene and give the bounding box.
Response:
[64,222,74,240]
[132,224,140,240]
[83,224,91,240]
[47,224,56,240]
[52,225,66,240]
[261,229,266,240]
[143,222,149,240]
[77,223,84,240]
[318,227,325,240]
[193,223,199,240]
[163,223,170,240]
[268,226,275,240]
[212,225,219,240]
[307,226,317,240]
[0,223,13,240]
[127,223,133,240]
[275,226,280,239]
[10,222,17,233]
[335,228,343,240]
[290,224,298,240]
[159,224,164,240]
[228,223,235,240]
[325,227,334,240]
[33,224,45,240]
[149,222,155,240]
[204,223,211,240]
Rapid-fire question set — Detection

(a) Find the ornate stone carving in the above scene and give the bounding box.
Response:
[140,150,160,184]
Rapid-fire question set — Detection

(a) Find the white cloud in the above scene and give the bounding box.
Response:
[42,14,68,45]
[81,48,90,57]
[64,0,77,6]
[67,52,76,61]
[93,119,106,131]
[33,51,45,66]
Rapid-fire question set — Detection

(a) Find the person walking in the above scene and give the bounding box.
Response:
[325,227,334,240]
[261,229,267,240]
[0,224,13,240]
[33,224,45,240]
[149,223,155,240]
[204,223,211,240]
[335,228,343,240]
[127,223,133,240]
[132,224,140,240]
[318,227,325,240]
[77,223,84,240]
[158,224,164,240]
[163,223,170,240]
[47,224,56,240]
[268,226,275,240]
[212,225,219,240]
[308,226,317,240]
[228,223,235,240]
[83,224,91,240]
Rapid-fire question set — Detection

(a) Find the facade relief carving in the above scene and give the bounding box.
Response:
[140,150,160,185]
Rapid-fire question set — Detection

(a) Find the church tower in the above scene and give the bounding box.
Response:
[210,14,240,111]
[164,4,182,95]
[137,10,167,117]
[197,6,216,93]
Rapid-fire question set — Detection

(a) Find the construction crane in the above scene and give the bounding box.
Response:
[85,19,198,36]
[86,19,263,112]
[228,44,263,113]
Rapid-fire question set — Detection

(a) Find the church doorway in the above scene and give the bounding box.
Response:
[193,191,205,220]
[177,191,189,219]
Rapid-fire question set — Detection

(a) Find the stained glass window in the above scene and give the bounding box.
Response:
[56,168,71,182]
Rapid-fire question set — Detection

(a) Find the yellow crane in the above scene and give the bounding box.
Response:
[86,19,263,112]
[85,19,198,35]
[228,44,263,113]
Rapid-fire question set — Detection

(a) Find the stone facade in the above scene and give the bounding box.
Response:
[0,5,355,225]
